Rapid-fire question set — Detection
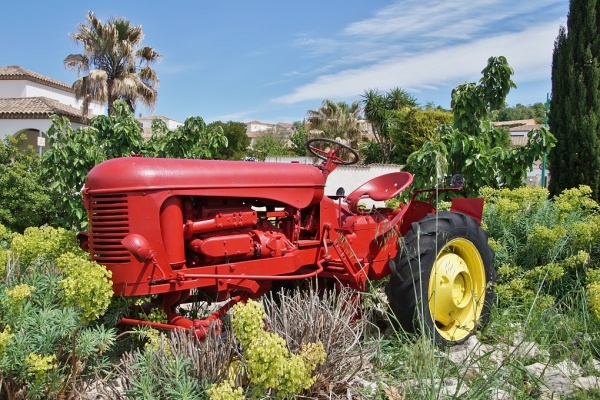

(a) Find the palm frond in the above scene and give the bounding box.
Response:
[66,11,161,115]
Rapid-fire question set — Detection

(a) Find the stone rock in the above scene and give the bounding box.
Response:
[574,376,600,391]
[593,359,600,374]
[508,341,540,362]
[526,362,548,378]
[525,362,576,396]
[554,359,582,378]
[448,335,504,368]
[438,378,469,398]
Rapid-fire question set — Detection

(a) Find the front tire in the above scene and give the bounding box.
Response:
[386,211,496,347]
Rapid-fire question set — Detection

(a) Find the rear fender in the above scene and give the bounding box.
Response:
[400,201,437,235]
[450,197,484,225]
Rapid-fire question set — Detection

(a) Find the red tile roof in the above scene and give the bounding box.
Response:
[0,65,73,92]
[0,97,88,124]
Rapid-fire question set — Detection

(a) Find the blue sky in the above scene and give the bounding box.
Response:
[1,0,569,124]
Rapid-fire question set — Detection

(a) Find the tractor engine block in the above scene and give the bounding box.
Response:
[181,199,297,266]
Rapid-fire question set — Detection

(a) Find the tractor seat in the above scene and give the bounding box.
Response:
[346,171,413,212]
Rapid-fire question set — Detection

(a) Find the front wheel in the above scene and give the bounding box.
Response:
[385,211,497,347]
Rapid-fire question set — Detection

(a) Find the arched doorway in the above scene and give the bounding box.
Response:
[13,129,50,155]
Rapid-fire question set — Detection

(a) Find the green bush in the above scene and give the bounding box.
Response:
[228,299,326,399]
[0,136,55,232]
[0,224,115,399]
[482,185,600,312]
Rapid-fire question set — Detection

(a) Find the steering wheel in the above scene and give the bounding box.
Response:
[306,138,359,165]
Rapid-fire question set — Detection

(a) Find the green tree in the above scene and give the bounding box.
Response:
[207,121,249,160]
[146,117,227,159]
[405,56,555,196]
[548,0,600,202]
[390,107,452,164]
[249,132,290,161]
[0,136,55,232]
[493,102,546,123]
[306,100,363,147]
[64,11,161,116]
[289,125,309,156]
[362,87,418,163]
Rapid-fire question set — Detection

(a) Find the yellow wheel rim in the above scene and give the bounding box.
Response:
[428,238,486,342]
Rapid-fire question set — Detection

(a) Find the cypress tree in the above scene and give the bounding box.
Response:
[548,0,600,201]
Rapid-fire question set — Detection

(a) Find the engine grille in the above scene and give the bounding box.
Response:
[89,194,130,264]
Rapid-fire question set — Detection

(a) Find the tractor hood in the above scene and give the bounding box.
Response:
[84,157,326,208]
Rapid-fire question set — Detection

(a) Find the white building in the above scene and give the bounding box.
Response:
[137,115,184,139]
[0,65,104,152]
[245,120,294,147]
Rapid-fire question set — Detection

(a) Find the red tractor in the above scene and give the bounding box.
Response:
[82,138,496,347]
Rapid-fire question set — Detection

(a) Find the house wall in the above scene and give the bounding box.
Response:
[247,122,273,132]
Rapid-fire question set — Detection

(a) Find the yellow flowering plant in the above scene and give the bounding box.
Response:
[226,299,326,399]
[0,225,116,398]
[483,185,600,312]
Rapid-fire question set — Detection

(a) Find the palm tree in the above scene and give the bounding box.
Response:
[64,11,161,116]
[362,87,418,163]
[306,100,364,147]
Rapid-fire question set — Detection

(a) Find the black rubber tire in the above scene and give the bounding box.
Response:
[385,211,497,347]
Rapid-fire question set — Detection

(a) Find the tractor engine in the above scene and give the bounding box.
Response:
[180,199,297,266]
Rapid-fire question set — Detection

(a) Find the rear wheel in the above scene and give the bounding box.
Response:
[386,211,496,347]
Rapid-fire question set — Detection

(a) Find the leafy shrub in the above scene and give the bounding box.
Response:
[112,288,367,400]
[587,269,600,320]
[56,252,113,322]
[482,185,600,312]
[0,136,55,232]
[0,225,115,399]
[10,226,84,265]
[263,287,369,397]
[229,298,326,398]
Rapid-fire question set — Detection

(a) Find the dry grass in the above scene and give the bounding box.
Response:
[263,286,375,398]
[96,325,235,399]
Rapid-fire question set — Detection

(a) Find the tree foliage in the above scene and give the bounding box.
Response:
[146,117,227,159]
[306,100,363,147]
[248,132,290,161]
[207,120,250,160]
[362,87,418,163]
[405,56,555,196]
[0,136,55,232]
[548,0,600,202]
[289,125,309,156]
[389,107,452,164]
[64,11,161,116]
[43,100,227,229]
[492,102,546,123]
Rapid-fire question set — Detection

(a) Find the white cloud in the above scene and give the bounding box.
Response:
[273,21,560,105]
